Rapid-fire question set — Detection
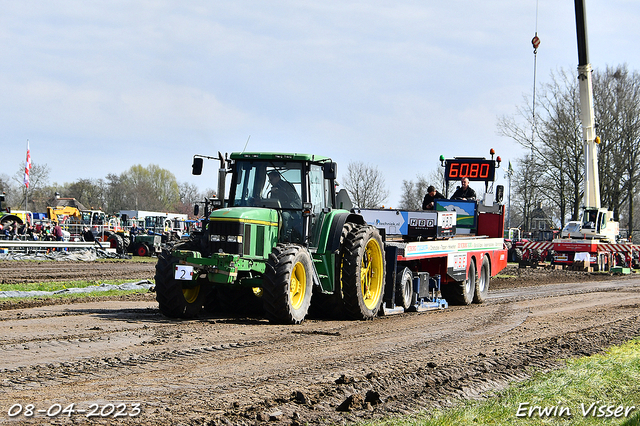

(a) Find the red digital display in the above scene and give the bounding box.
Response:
[444,159,496,181]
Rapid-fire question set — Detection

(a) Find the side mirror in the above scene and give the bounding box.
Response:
[323,162,337,180]
[495,185,504,203]
[194,204,200,216]
[192,157,204,175]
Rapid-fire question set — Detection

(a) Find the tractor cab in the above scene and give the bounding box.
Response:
[227,154,338,245]
[196,152,339,257]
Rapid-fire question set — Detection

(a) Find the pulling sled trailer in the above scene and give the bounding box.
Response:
[357,149,508,314]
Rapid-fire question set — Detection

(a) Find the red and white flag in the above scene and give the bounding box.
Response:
[23,140,31,188]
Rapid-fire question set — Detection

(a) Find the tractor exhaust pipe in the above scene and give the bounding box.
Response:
[217,151,226,205]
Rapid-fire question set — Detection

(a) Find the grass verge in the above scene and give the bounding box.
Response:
[359,339,640,426]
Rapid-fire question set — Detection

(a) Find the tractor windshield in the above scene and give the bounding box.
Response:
[232,161,303,209]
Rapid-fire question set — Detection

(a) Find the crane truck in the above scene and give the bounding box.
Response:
[521,0,640,271]
[154,150,507,324]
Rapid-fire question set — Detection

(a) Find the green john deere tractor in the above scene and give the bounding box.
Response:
[154,152,385,324]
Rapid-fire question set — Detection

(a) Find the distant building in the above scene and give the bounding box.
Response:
[529,202,557,241]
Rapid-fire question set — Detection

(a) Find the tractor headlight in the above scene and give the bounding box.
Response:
[210,234,221,242]
[227,235,242,243]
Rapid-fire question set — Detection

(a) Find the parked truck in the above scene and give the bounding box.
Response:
[155,150,507,324]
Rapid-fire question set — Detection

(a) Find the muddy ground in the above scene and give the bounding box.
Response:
[0,260,639,425]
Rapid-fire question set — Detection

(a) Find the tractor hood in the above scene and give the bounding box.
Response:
[207,207,280,259]
[209,207,280,227]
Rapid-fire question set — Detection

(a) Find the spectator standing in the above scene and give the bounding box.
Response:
[53,223,64,241]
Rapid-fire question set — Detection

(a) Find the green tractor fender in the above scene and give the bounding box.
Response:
[312,211,366,293]
[317,212,366,254]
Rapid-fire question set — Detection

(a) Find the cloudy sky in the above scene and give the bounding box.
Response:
[2,1,639,207]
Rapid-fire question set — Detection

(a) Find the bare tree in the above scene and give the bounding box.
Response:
[175,182,203,215]
[398,169,456,211]
[0,174,15,204]
[104,173,126,213]
[398,176,427,210]
[499,69,585,228]
[500,65,640,235]
[64,178,107,210]
[11,162,50,211]
[341,162,389,209]
[593,65,640,236]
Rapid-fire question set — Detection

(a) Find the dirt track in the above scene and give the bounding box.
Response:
[1,261,640,425]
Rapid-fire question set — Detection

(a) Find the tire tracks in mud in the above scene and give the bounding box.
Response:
[1,280,640,425]
[1,340,266,391]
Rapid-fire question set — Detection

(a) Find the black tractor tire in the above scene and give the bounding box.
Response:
[135,243,150,257]
[341,224,386,320]
[532,249,543,262]
[100,230,113,245]
[155,250,210,318]
[395,267,414,310]
[0,215,22,229]
[308,221,358,319]
[515,248,523,262]
[263,244,313,324]
[107,234,124,254]
[442,259,476,305]
[121,234,131,253]
[473,256,490,304]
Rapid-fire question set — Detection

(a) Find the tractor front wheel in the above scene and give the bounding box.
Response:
[155,250,209,318]
[341,225,385,320]
[263,244,313,324]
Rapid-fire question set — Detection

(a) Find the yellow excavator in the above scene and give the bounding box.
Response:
[46,206,82,224]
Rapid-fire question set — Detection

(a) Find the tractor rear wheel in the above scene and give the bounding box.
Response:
[442,259,476,305]
[121,234,130,253]
[136,243,150,257]
[107,234,124,254]
[515,248,523,262]
[473,256,490,303]
[263,244,313,324]
[155,250,209,318]
[341,225,385,320]
[395,267,414,310]
[307,221,358,319]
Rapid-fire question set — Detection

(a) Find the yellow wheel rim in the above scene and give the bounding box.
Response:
[183,286,200,304]
[289,261,307,310]
[361,237,383,310]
